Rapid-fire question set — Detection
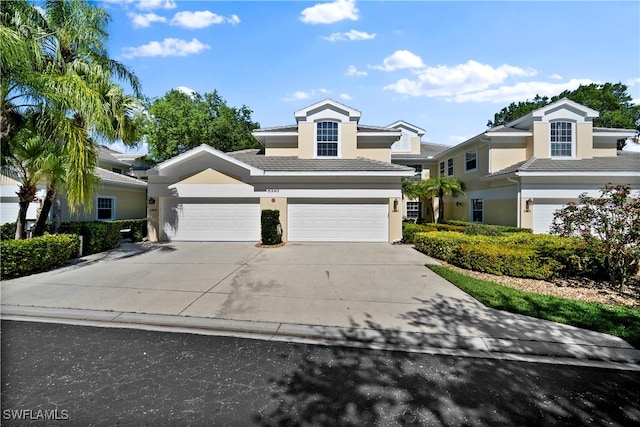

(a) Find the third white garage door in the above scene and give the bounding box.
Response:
[288,199,388,242]
[162,198,260,241]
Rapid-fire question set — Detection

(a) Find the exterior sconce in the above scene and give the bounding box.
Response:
[455,201,462,207]
[525,198,533,212]
[393,199,399,212]
[148,197,156,205]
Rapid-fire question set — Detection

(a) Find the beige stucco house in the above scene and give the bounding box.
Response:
[425,98,639,233]
[146,99,414,243]
[0,145,147,227]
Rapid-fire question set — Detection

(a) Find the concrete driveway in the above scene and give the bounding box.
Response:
[1,242,459,330]
[2,241,638,363]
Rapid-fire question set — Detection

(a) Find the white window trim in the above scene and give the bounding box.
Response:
[406,201,422,219]
[464,149,478,173]
[314,120,341,158]
[447,157,454,176]
[549,120,575,159]
[96,196,115,221]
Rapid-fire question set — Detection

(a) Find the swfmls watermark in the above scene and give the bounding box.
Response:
[2,409,69,421]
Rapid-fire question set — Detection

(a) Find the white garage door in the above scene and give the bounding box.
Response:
[162,198,260,241]
[532,202,565,234]
[288,199,388,242]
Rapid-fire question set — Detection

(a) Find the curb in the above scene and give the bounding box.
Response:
[2,305,639,371]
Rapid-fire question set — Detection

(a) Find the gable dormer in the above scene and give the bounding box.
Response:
[387,121,425,154]
[293,99,361,159]
[510,98,602,159]
[254,99,401,162]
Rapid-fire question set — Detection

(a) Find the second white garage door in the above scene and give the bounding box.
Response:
[532,202,565,234]
[162,198,260,241]
[288,199,388,242]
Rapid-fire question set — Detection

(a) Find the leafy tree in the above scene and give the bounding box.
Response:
[486,95,549,128]
[402,176,465,224]
[144,89,261,162]
[487,83,640,149]
[550,184,640,289]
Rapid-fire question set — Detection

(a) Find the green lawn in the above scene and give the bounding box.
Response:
[427,265,640,348]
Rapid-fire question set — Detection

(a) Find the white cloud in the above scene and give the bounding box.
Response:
[137,0,176,11]
[129,12,167,28]
[283,88,332,102]
[370,50,425,71]
[627,77,640,86]
[323,29,375,42]
[631,98,640,106]
[170,11,240,28]
[453,78,595,103]
[176,86,196,97]
[300,0,359,24]
[549,73,563,80]
[346,65,367,77]
[339,93,352,100]
[122,38,210,58]
[384,60,538,100]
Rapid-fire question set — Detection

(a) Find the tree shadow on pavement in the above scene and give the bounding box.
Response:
[254,308,640,426]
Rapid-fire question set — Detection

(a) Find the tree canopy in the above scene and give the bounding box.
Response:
[487,83,640,149]
[143,89,261,162]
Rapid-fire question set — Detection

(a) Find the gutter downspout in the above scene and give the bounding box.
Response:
[507,175,521,228]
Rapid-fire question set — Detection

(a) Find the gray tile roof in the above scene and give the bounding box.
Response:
[391,143,451,160]
[487,151,640,177]
[253,125,298,133]
[95,167,148,187]
[227,149,413,172]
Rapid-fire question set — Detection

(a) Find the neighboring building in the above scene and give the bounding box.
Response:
[0,145,147,227]
[387,120,450,221]
[146,99,414,243]
[427,98,639,233]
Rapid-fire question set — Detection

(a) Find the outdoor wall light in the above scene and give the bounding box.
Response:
[393,199,399,212]
[148,197,155,205]
[456,201,462,207]
[525,198,533,212]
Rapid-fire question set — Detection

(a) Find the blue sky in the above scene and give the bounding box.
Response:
[100,0,640,154]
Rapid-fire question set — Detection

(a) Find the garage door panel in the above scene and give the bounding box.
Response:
[163,198,260,241]
[532,203,565,234]
[288,201,388,242]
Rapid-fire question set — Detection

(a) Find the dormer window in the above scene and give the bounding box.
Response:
[550,121,573,157]
[316,121,339,157]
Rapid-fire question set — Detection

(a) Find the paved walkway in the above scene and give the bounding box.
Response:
[2,241,638,367]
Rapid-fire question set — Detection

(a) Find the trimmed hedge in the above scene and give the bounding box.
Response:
[58,221,123,255]
[111,219,148,242]
[402,221,531,243]
[414,231,607,280]
[1,221,53,240]
[261,210,282,245]
[1,234,80,279]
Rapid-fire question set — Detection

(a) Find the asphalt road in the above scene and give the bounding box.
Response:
[1,320,639,426]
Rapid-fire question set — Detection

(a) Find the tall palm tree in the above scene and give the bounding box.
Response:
[2,1,144,236]
[402,175,465,223]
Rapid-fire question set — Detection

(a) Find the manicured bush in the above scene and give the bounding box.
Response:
[414,231,608,280]
[58,221,122,255]
[111,219,148,242]
[402,223,423,243]
[261,210,282,245]
[1,233,80,279]
[1,221,54,240]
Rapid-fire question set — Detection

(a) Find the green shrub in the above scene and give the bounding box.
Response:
[1,222,17,240]
[402,223,422,243]
[58,221,122,255]
[443,220,532,235]
[455,243,561,280]
[111,219,147,242]
[414,231,606,280]
[261,210,281,245]
[1,234,80,279]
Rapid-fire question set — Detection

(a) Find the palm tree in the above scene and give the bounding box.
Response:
[2,1,144,236]
[1,125,48,239]
[402,175,465,223]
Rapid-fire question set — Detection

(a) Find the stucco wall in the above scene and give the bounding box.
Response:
[532,122,550,158]
[389,198,402,242]
[61,186,147,222]
[484,199,517,226]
